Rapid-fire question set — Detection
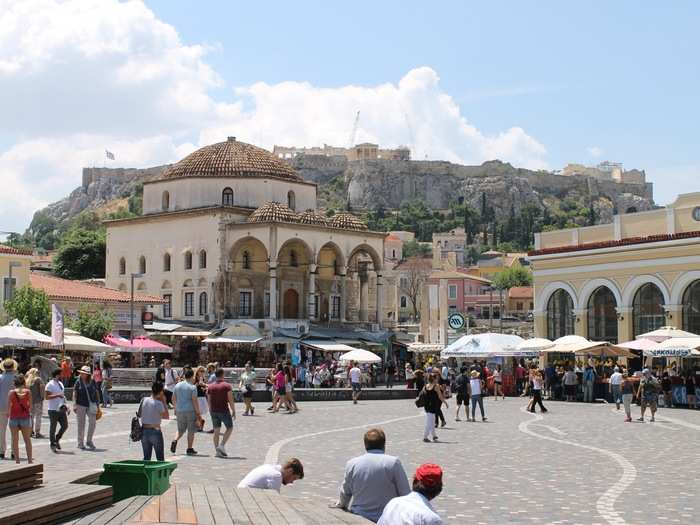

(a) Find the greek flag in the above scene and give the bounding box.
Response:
[105,149,115,160]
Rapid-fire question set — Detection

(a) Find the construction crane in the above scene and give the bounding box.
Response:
[348,110,360,148]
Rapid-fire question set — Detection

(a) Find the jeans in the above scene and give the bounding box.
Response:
[74,405,96,446]
[611,384,622,406]
[49,409,68,446]
[622,393,633,418]
[529,390,547,412]
[101,382,111,407]
[583,381,594,402]
[31,403,43,434]
[141,428,164,461]
[386,374,394,388]
[0,411,7,454]
[423,411,436,439]
[470,394,485,419]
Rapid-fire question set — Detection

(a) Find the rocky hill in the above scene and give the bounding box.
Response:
[27,156,654,245]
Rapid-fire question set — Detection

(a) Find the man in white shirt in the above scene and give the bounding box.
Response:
[334,428,410,522]
[237,458,304,492]
[609,366,624,410]
[45,368,69,452]
[349,362,362,405]
[378,463,443,525]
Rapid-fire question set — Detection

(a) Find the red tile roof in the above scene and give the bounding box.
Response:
[0,245,32,256]
[30,273,165,304]
[529,230,700,257]
[508,286,533,299]
[385,233,402,242]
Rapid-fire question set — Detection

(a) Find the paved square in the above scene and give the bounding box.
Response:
[15,396,700,524]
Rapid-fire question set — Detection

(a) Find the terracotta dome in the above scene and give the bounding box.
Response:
[160,137,301,182]
[329,212,368,231]
[248,202,299,223]
[298,210,329,227]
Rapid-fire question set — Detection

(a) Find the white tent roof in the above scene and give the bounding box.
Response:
[338,348,382,364]
[648,337,700,357]
[62,328,113,353]
[441,333,524,359]
[203,336,263,344]
[0,319,51,348]
[302,340,357,352]
[636,326,700,342]
[516,338,555,352]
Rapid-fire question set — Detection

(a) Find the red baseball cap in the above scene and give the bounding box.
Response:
[414,464,443,487]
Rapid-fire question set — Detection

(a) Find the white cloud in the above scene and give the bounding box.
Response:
[0,0,548,234]
[587,146,604,158]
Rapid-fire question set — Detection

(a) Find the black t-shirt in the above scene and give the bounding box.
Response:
[387,364,396,374]
[454,374,469,395]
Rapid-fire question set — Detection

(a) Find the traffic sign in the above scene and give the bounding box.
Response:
[448,312,466,330]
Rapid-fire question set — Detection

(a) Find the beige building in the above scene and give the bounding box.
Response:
[1,245,32,318]
[530,192,700,343]
[273,143,410,161]
[561,161,646,185]
[105,138,386,330]
[433,227,466,267]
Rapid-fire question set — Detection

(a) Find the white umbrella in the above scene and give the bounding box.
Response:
[516,338,555,352]
[648,337,700,357]
[0,319,51,348]
[441,333,524,359]
[545,335,594,353]
[62,328,113,353]
[338,348,382,364]
[636,326,700,343]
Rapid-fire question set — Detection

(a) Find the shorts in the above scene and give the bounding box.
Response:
[276,387,286,396]
[242,387,253,399]
[456,393,468,405]
[9,418,31,428]
[210,411,233,429]
[494,380,502,385]
[641,397,657,410]
[176,411,198,434]
[351,382,361,392]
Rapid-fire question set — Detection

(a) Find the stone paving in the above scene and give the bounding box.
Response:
[9,395,700,524]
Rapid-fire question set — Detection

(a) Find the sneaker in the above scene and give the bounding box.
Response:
[86,442,96,450]
[77,444,85,450]
[170,440,177,453]
[650,417,655,422]
[432,436,439,442]
[251,407,255,415]
[50,444,58,453]
[625,417,632,422]
[455,417,461,421]
[186,448,197,456]
[423,438,430,443]
[215,447,228,458]
[637,417,644,422]
[440,422,446,428]
[55,442,61,450]
[35,433,45,439]
[353,400,357,404]
[482,417,488,422]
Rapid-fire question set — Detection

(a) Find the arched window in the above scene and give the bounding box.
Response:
[163,253,171,272]
[290,250,298,267]
[199,250,207,269]
[118,257,126,275]
[222,187,234,207]
[199,292,208,316]
[138,256,146,275]
[184,251,193,270]
[587,286,618,344]
[162,191,170,211]
[546,289,574,340]
[633,283,665,337]
[242,250,251,270]
[682,281,700,334]
[287,190,296,211]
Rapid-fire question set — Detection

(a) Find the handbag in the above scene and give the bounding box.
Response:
[415,388,427,408]
[130,400,144,442]
[95,405,103,420]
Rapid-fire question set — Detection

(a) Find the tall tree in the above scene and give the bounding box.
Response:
[54,227,106,280]
[492,266,533,290]
[398,258,431,320]
[4,285,51,334]
[68,307,114,342]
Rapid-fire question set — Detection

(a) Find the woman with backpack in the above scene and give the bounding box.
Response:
[418,373,447,443]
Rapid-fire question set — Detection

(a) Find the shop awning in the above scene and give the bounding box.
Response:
[407,343,444,354]
[202,336,263,344]
[63,329,112,353]
[301,340,358,352]
[152,331,211,337]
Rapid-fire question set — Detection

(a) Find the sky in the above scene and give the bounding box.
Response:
[1,0,699,236]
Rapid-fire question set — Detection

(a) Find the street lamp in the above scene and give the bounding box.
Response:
[7,261,22,302]
[130,273,144,343]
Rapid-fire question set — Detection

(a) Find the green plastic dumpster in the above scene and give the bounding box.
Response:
[99,460,177,502]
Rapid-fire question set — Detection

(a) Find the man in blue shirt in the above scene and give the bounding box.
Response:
[334,428,410,522]
[170,368,203,455]
[583,365,597,403]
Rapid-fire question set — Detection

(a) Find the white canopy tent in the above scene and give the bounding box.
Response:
[647,337,700,357]
[441,333,524,359]
[302,340,358,353]
[0,319,51,348]
[636,326,700,343]
[338,348,382,364]
[62,328,113,353]
[516,338,555,353]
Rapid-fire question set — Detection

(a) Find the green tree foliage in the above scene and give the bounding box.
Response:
[4,285,51,333]
[492,266,533,290]
[54,228,106,280]
[28,210,58,250]
[402,239,432,258]
[68,306,114,342]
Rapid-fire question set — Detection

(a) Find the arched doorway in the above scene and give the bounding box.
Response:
[283,289,299,319]
[547,289,574,340]
[633,283,665,337]
[682,280,700,334]
[587,286,618,343]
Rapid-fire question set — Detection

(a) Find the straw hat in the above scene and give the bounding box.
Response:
[470,370,480,378]
[77,365,92,375]
[0,358,18,372]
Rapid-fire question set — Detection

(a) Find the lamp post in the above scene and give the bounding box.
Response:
[499,288,504,334]
[7,261,22,302]
[130,273,144,344]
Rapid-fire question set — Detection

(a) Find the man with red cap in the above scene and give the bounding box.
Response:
[377,463,443,524]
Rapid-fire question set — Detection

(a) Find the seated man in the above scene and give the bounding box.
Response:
[378,464,443,525]
[237,458,304,492]
[334,428,410,522]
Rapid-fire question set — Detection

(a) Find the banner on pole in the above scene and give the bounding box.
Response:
[51,304,64,347]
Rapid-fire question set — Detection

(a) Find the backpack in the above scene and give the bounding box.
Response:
[130,400,144,442]
[415,388,426,408]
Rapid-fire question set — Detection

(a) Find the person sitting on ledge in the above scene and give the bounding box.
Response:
[237,457,304,492]
[378,463,444,525]
[333,428,410,522]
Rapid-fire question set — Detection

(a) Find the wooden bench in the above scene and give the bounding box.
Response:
[64,483,370,524]
[0,462,43,497]
[0,482,113,525]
